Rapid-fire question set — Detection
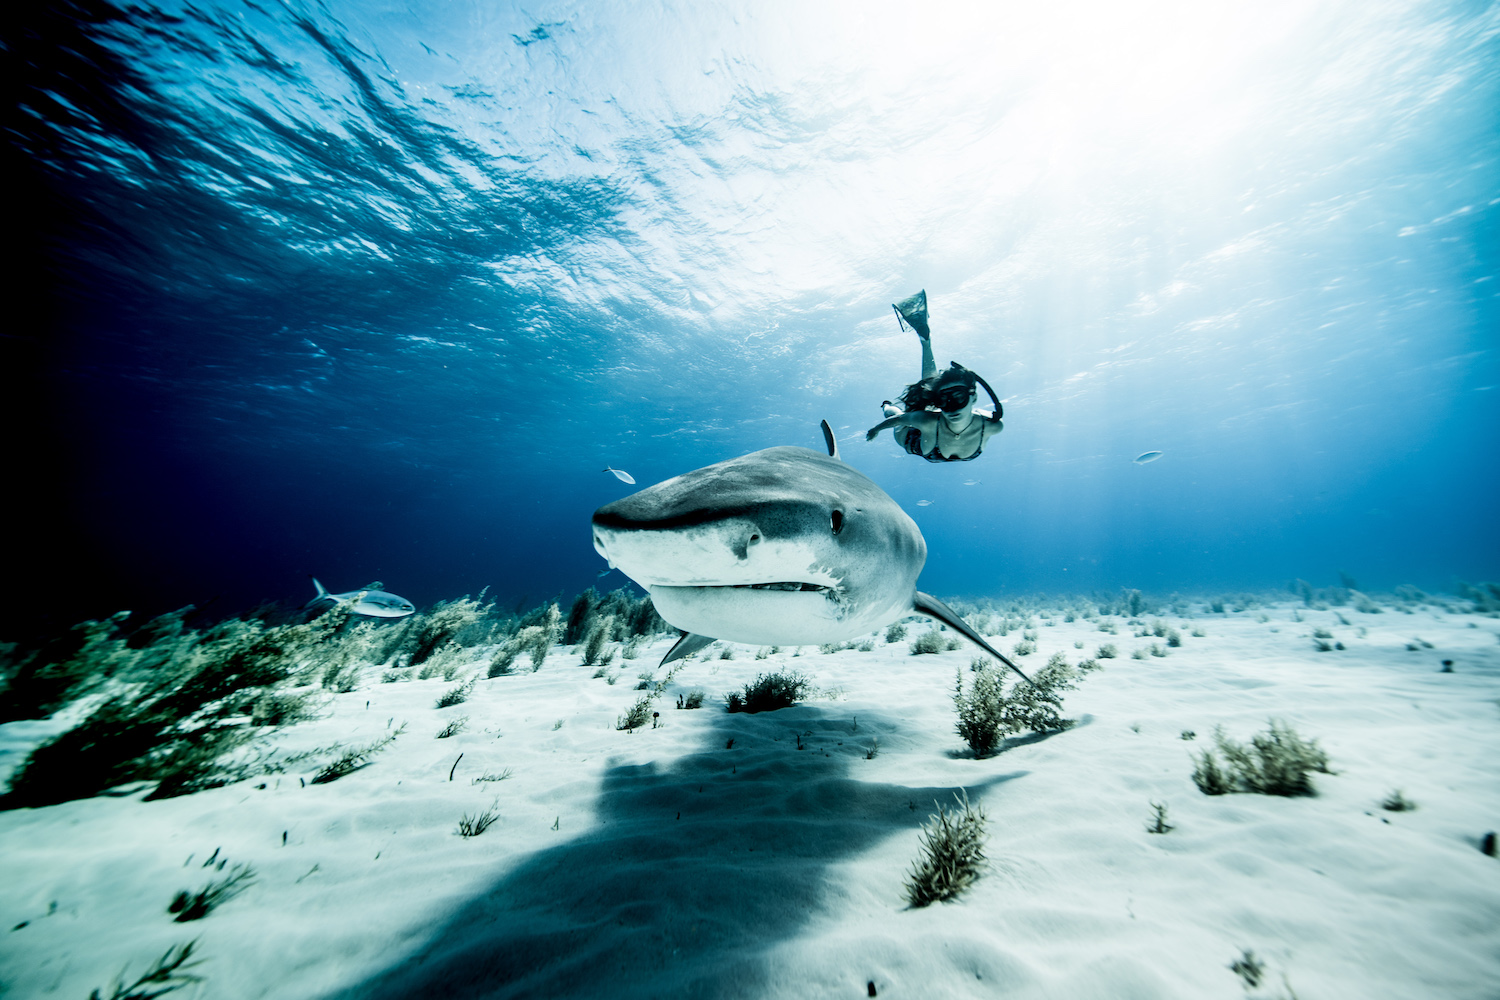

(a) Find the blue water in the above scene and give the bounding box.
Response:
[7,0,1497,639]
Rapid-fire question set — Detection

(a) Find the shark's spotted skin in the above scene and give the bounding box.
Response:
[591,441,1034,685]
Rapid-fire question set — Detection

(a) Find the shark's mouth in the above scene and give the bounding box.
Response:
[721,581,833,593]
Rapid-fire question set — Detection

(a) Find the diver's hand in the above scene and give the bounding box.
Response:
[865,427,880,441]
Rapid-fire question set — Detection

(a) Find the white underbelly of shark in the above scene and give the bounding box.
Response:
[645,583,909,647]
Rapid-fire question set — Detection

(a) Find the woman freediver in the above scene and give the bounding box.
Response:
[864,290,1004,462]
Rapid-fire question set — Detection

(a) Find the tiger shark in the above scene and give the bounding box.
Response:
[591,422,1034,684]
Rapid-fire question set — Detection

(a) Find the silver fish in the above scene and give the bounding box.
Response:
[306,578,416,618]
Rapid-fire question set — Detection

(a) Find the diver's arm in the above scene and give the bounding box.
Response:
[865,411,928,441]
[979,412,1004,443]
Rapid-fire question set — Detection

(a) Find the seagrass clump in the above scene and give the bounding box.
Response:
[168,863,255,922]
[726,671,809,713]
[1192,720,1330,796]
[905,793,988,907]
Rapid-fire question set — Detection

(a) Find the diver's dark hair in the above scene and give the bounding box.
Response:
[898,362,978,411]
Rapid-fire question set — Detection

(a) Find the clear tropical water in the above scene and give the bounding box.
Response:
[8,0,1497,638]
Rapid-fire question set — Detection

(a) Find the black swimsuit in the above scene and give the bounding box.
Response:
[902,423,983,463]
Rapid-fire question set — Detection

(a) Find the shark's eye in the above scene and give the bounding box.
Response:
[830,509,844,535]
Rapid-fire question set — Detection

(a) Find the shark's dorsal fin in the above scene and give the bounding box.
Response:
[660,631,718,667]
[311,577,329,598]
[912,591,1039,690]
[820,419,840,461]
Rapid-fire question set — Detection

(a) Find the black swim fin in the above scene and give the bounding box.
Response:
[912,590,1039,690]
[820,419,840,460]
[660,631,718,667]
[892,289,930,339]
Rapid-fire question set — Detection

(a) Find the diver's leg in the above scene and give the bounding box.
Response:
[919,333,936,381]
[894,291,936,380]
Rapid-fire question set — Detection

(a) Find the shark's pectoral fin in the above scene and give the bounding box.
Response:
[912,591,1039,691]
[660,631,718,668]
[820,419,840,461]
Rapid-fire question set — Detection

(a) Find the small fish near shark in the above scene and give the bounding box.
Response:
[591,421,1035,686]
[306,578,416,618]
[603,466,636,484]
[1133,450,1164,465]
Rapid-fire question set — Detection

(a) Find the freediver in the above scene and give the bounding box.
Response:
[864,290,1004,462]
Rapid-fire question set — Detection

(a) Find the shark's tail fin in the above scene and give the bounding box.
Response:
[302,577,333,610]
[912,590,1039,691]
[820,419,840,461]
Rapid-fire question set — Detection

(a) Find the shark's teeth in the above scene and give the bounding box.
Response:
[724,582,831,593]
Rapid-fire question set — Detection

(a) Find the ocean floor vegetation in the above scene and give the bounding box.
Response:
[1,584,1498,998]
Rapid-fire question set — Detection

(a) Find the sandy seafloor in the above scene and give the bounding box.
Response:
[2,601,1497,1000]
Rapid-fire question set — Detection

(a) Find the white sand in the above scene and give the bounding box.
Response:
[2,602,1497,999]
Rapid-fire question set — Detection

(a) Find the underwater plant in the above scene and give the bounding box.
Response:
[169,863,255,922]
[512,625,552,671]
[0,607,195,725]
[616,696,653,731]
[1455,581,1500,613]
[909,629,960,655]
[953,654,1076,756]
[1230,950,1265,989]
[726,670,810,713]
[402,595,497,667]
[88,941,203,1000]
[456,805,500,837]
[564,588,599,645]
[952,660,1008,757]
[435,677,475,708]
[1,605,368,808]
[1192,720,1330,797]
[488,641,522,677]
[311,726,404,784]
[904,793,988,907]
[1381,789,1416,812]
[581,615,616,666]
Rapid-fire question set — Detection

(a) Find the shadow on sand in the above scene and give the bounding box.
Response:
[330,705,1024,999]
